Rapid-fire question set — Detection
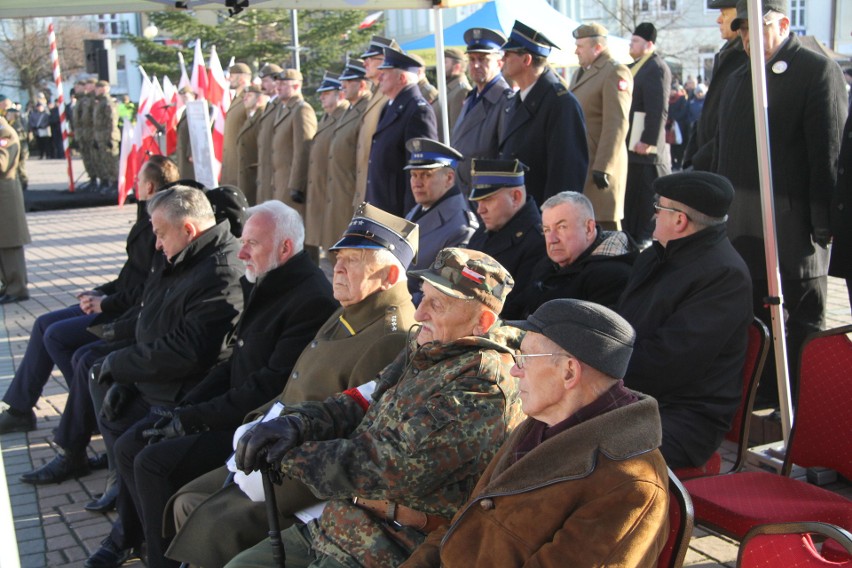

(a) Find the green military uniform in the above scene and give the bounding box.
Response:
[74,88,97,185]
[236,105,263,205]
[92,91,120,187]
[0,117,31,298]
[305,102,348,250]
[174,112,194,180]
[5,111,28,191]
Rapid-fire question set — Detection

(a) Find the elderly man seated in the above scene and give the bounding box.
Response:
[224,248,523,568]
[165,204,420,568]
[403,298,670,567]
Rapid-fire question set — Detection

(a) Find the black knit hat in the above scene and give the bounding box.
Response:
[652,171,735,218]
[633,22,657,43]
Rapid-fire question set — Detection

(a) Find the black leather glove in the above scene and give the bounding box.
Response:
[93,353,115,385]
[290,190,306,204]
[101,383,137,422]
[142,407,186,444]
[592,170,610,190]
[812,227,831,248]
[235,415,305,474]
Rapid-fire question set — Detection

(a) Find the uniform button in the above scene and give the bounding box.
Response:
[310,340,318,348]
[291,371,299,380]
[237,339,244,347]
[479,499,494,510]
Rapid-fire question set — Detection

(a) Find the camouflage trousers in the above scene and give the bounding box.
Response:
[225,521,362,568]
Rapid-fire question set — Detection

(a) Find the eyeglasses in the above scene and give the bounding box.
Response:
[652,201,685,215]
[511,353,569,369]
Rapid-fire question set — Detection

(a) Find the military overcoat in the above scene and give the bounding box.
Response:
[0,119,30,248]
[220,91,247,187]
[272,94,317,216]
[305,103,347,248]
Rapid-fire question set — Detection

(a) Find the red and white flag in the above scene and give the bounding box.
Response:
[190,39,208,100]
[207,45,230,182]
[161,75,179,155]
[358,11,383,30]
[47,21,74,191]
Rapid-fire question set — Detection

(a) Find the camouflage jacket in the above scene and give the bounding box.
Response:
[279,325,524,567]
[92,95,120,144]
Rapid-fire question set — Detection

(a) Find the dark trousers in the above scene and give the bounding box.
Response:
[623,162,670,243]
[2,306,97,412]
[52,340,106,453]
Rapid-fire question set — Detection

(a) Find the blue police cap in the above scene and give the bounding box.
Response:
[404,138,463,171]
[469,159,528,200]
[330,203,419,268]
[464,27,506,53]
[316,72,342,93]
[378,47,423,73]
[339,58,367,81]
[502,20,558,57]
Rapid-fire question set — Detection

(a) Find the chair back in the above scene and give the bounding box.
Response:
[784,325,852,478]
[737,522,852,567]
[658,469,694,568]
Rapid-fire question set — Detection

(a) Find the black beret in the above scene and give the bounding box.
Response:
[707,0,737,8]
[206,185,249,238]
[652,171,735,218]
[633,22,657,43]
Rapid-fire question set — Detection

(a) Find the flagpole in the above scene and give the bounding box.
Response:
[48,21,75,192]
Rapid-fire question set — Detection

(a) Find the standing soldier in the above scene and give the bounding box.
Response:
[570,23,633,231]
[5,108,29,191]
[76,78,98,190]
[323,59,371,252]
[254,63,283,203]
[236,85,267,205]
[435,48,472,134]
[221,62,252,187]
[305,72,348,265]
[92,80,120,192]
[354,36,398,205]
[0,116,31,304]
[271,68,317,217]
[175,86,196,180]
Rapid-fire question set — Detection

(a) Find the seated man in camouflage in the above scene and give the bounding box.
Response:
[227,248,524,568]
[165,204,420,568]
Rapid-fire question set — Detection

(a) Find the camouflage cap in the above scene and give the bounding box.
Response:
[410,248,514,313]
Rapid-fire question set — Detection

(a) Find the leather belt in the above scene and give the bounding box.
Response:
[352,497,450,533]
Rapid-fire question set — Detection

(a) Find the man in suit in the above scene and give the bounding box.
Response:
[365,47,437,218]
[435,48,472,137]
[404,138,478,303]
[236,85,267,205]
[452,28,512,198]
[466,158,544,319]
[324,59,372,251]
[354,36,398,206]
[715,0,847,403]
[305,73,348,265]
[682,0,747,171]
[623,22,672,246]
[271,68,317,217]
[221,62,251,187]
[498,21,588,206]
[570,23,633,231]
[254,63,283,203]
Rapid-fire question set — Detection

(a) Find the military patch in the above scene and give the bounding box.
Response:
[618,79,629,92]
[385,306,399,332]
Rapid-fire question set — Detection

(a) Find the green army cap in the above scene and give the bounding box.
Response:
[410,248,514,314]
[229,62,252,75]
[444,48,465,62]
[259,64,283,78]
[573,23,608,39]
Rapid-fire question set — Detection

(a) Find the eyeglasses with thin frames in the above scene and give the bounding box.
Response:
[511,353,569,369]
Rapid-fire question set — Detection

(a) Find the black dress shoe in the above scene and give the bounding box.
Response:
[20,453,90,485]
[0,408,36,434]
[85,482,119,513]
[88,453,109,470]
[0,294,29,305]
[85,537,133,568]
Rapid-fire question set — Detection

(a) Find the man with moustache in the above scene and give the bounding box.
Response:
[236,84,267,205]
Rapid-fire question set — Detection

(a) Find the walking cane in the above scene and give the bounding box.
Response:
[263,468,286,568]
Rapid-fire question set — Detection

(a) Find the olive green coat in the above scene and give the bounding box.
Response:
[271,94,317,216]
[305,102,348,248]
[0,118,30,247]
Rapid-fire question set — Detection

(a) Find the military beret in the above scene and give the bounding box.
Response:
[464,28,506,53]
[731,0,789,30]
[275,68,303,82]
[633,22,657,43]
[229,62,252,75]
[469,159,527,201]
[502,20,558,57]
[404,138,463,170]
[258,63,283,78]
[410,248,514,314]
[378,47,422,72]
[508,299,636,380]
[244,84,262,94]
[652,171,735,218]
[331,202,419,268]
[573,23,608,39]
[444,48,465,62]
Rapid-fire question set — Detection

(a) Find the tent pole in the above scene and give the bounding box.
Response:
[746,0,793,442]
[433,6,450,145]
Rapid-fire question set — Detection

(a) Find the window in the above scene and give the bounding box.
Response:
[789,0,805,33]
[660,0,676,12]
[96,14,128,37]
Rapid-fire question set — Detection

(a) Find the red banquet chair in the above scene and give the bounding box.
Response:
[683,325,852,540]
[657,469,694,568]
[737,522,852,567]
[674,317,770,481]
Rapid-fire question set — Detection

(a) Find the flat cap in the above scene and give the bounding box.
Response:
[339,58,367,81]
[316,71,342,93]
[275,68,303,82]
[410,248,514,314]
[731,0,789,30]
[707,0,738,8]
[378,47,422,72]
[361,35,399,59]
[404,138,463,170]
[509,298,636,380]
[258,63,283,78]
[653,171,735,218]
[573,23,608,39]
[331,202,419,268]
[229,62,251,75]
[464,27,506,53]
[444,47,465,62]
[502,20,558,57]
[469,159,527,201]
[633,22,657,43]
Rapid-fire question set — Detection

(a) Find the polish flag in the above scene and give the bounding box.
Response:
[161,75,179,155]
[117,119,136,205]
[207,45,231,182]
[358,11,383,29]
[190,39,208,100]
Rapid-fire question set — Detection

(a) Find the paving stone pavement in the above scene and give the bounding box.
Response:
[1,159,850,567]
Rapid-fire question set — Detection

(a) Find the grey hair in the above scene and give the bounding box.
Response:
[248,200,305,253]
[367,248,408,283]
[147,186,215,225]
[541,191,596,222]
[678,202,728,229]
